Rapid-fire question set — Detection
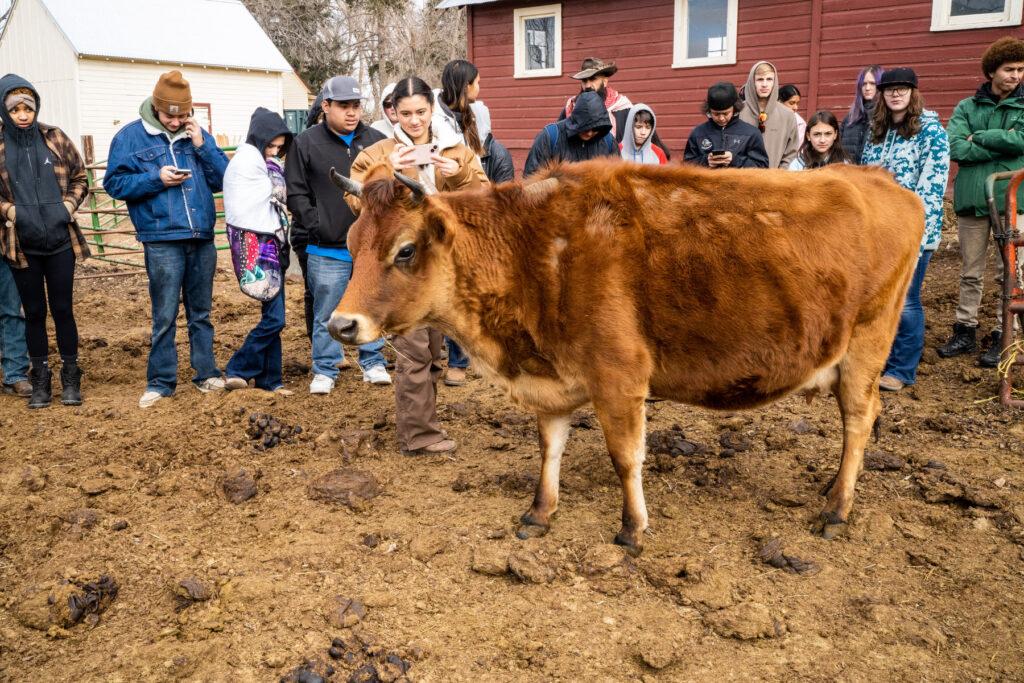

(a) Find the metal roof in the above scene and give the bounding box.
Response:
[437,0,499,8]
[39,0,293,71]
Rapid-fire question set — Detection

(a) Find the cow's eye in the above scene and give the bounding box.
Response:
[395,243,416,264]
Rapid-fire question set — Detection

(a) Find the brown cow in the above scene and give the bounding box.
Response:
[328,159,923,554]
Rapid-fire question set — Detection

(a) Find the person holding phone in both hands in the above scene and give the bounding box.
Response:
[685,82,769,169]
[105,70,229,408]
[347,76,488,455]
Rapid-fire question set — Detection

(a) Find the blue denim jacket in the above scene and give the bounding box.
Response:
[104,119,229,242]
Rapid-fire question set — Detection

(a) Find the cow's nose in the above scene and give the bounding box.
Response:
[328,315,359,344]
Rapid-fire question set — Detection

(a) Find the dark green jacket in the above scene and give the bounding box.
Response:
[949,83,1024,217]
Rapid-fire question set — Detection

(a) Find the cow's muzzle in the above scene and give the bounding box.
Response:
[327,314,360,345]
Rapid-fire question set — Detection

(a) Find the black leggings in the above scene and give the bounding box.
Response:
[11,249,78,361]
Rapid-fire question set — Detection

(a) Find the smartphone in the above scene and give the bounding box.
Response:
[170,167,192,178]
[406,143,440,166]
[710,149,727,157]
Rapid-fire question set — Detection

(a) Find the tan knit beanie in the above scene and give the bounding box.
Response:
[152,71,192,115]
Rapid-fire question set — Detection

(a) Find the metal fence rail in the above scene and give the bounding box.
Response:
[82,146,237,269]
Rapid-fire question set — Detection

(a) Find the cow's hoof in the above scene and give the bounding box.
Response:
[811,511,848,540]
[515,522,549,540]
[613,530,644,557]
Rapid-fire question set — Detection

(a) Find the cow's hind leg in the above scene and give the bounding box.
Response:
[517,412,572,539]
[814,337,886,539]
[593,397,648,555]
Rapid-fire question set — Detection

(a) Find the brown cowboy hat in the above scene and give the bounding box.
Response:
[572,57,618,80]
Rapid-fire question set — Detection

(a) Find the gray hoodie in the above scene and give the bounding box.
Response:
[620,104,663,165]
[739,61,800,168]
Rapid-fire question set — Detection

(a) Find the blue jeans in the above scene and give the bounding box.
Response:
[446,338,469,369]
[0,259,29,384]
[226,284,285,390]
[884,250,933,385]
[143,239,221,395]
[307,253,385,377]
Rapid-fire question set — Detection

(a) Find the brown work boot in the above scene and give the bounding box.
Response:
[443,367,467,386]
[403,438,457,456]
[878,375,904,392]
[3,379,32,398]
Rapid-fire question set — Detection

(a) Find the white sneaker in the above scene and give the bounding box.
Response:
[139,390,165,408]
[309,374,335,394]
[224,376,248,391]
[362,365,392,386]
[196,376,226,393]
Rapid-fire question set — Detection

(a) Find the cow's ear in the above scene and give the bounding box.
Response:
[424,204,456,248]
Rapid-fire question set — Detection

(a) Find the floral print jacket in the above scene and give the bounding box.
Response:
[862,110,950,252]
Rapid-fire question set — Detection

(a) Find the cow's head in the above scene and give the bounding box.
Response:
[326,163,457,345]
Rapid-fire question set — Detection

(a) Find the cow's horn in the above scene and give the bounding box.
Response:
[394,171,434,200]
[330,167,362,197]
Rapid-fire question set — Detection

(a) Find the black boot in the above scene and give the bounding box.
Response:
[979,331,1003,369]
[936,323,976,358]
[60,361,82,406]
[28,365,52,409]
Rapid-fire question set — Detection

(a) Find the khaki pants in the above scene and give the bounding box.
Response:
[392,327,448,451]
[955,213,1021,328]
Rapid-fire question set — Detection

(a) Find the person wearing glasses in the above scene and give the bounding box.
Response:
[684,82,769,169]
[861,67,950,393]
[371,82,399,137]
[739,61,800,168]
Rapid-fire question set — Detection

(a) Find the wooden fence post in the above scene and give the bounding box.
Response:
[81,135,94,165]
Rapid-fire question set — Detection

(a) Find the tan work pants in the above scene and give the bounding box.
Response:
[392,327,448,451]
[956,213,1021,328]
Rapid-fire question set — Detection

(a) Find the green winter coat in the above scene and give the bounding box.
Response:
[948,83,1024,217]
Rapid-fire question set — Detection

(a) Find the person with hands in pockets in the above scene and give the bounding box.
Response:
[104,70,229,409]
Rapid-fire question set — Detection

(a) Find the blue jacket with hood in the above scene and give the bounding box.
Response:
[104,99,229,242]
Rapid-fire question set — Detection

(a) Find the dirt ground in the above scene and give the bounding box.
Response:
[1,224,1023,682]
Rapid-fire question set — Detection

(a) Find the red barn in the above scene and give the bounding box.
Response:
[439,0,1023,169]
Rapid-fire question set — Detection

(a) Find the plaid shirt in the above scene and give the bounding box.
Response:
[0,122,91,268]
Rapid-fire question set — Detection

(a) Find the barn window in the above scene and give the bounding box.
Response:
[673,0,738,68]
[513,4,562,78]
[931,0,1023,30]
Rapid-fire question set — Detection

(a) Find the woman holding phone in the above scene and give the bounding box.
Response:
[347,76,487,455]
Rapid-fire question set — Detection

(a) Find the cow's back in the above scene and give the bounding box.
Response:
[504,161,923,409]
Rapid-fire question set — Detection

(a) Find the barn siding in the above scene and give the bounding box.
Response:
[283,70,313,110]
[77,61,284,163]
[0,0,81,143]
[470,0,1020,170]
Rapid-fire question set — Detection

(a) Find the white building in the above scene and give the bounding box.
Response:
[0,0,311,162]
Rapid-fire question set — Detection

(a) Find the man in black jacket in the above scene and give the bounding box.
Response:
[684,82,770,169]
[524,91,619,177]
[285,76,389,395]
[557,57,671,160]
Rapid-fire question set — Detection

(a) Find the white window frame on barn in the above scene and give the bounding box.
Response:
[513,4,562,79]
[930,0,1023,31]
[672,0,739,69]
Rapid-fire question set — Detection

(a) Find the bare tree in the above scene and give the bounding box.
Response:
[245,0,465,119]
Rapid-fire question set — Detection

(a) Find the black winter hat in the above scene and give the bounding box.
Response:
[706,82,740,110]
[878,67,918,91]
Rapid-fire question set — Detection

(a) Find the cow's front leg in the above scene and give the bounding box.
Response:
[517,412,572,540]
[594,397,648,555]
